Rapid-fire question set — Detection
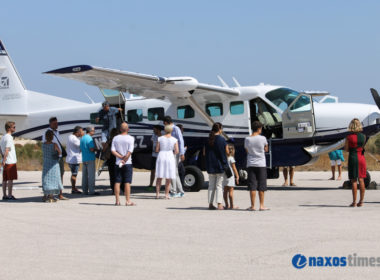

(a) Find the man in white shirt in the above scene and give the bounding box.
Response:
[0,121,17,200]
[66,126,83,194]
[42,117,68,200]
[111,122,135,206]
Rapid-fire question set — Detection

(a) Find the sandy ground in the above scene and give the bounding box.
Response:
[1,171,380,280]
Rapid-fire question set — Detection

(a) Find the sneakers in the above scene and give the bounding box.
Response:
[170,193,182,198]
[2,195,16,200]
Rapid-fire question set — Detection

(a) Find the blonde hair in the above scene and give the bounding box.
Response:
[164,124,173,134]
[227,143,235,157]
[348,118,363,132]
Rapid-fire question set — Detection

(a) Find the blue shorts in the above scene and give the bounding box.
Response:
[69,163,80,176]
[115,164,133,184]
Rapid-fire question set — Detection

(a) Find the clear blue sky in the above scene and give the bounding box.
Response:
[1,0,380,104]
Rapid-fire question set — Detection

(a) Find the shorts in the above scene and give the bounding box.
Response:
[3,164,18,181]
[59,158,65,176]
[330,160,342,166]
[247,167,267,191]
[115,164,133,184]
[69,163,80,176]
[101,130,109,143]
[150,156,157,170]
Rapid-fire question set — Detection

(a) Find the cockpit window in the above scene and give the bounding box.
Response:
[265,88,300,111]
[290,95,311,112]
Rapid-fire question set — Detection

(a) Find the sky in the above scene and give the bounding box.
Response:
[1,0,380,104]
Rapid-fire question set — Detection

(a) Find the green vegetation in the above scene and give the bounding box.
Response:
[15,143,43,171]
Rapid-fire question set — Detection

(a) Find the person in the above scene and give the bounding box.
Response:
[155,125,179,199]
[80,126,100,196]
[42,130,63,202]
[42,117,68,200]
[223,143,239,209]
[0,121,17,200]
[244,121,269,211]
[345,118,367,207]
[328,149,345,180]
[104,128,119,194]
[111,122,135,206]
[176,124,186,188]
[163,116,185,198]
[282,166,296,186]
[147,125,162,191]
[96,101,122,147]
[205,122,228,210]
[66,126,83,194]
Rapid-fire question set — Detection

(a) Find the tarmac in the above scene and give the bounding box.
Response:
[1,171,380,280]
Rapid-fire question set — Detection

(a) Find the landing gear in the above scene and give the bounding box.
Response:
[183,165,204,192]
[343,171,372,189]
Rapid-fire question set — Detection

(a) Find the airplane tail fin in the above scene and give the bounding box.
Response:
[0,40,28,115]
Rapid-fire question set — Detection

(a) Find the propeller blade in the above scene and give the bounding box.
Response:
[370,88,380,110]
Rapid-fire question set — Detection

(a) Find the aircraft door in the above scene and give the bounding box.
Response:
[100,88,126,106]
[282,94,316,139]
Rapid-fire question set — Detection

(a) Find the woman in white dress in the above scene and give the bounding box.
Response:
[155,125,179,199]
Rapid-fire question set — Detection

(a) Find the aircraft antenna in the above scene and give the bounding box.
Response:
[232,77,241,87]
[217,75,229,88]
[84,92,95,104]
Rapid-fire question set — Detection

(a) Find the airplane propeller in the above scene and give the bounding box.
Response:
[370,88,380,110]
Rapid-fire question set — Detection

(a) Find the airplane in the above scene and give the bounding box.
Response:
[43,63,380,191]
[1,39,380,191]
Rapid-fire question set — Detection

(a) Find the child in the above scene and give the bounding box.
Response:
[328,149,345,180]
[147,125,162,191]
[223,144,239,209]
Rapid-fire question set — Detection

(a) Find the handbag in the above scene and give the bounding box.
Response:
[214,145,233,178]
[54,133,67,157]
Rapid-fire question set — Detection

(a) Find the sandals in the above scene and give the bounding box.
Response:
[71,189,82,194]
[246,207,256,211]
[126,202,136,206]
[349,202,357,207]
[357,201,364,207]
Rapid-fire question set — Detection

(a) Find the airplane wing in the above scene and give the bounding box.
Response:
[44,65,240,104]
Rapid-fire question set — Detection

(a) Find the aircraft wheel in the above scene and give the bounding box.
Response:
[342,170,371,189]
[365,171,371,189]
[183,165,204,192]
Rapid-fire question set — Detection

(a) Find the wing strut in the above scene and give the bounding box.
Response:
[187,95,229,140]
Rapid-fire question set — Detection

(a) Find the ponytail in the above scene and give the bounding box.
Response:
[208,122,222,146]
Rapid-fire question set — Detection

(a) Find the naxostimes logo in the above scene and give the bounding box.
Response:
[292,253,380,269]
[292,254,307,269]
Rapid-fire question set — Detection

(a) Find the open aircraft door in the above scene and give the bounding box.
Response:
[282,92,327,139]
[100,88,126,106]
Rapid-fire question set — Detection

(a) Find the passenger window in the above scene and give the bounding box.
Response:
[90,112,100,124]
[206,103,223,117]
[290,95,311,112]
[148,107,165,121]
[177,105,195,119]
[230,101,244,115]
[127,109,143,123]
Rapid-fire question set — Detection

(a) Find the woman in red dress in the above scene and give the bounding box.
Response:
[344,118,366,207]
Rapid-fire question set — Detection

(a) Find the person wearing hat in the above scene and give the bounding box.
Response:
[96,101,123,147]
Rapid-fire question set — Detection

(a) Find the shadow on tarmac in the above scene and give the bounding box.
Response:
[299,204,349,208]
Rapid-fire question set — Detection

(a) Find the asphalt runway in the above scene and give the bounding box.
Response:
[1,171,380,280]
